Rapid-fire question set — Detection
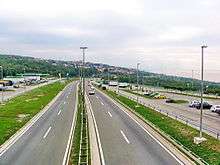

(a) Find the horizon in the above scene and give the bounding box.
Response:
[1,53,220,83]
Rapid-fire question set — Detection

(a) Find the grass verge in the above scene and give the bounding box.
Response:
[69,84,90,165]
[105,89,220,165]
[69,86,82,165]
[0,80,71,145]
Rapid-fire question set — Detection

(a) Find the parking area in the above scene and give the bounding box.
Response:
[0,79,59,102]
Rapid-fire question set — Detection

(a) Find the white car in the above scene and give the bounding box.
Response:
[189,100,200,108]
[210,105,220,112]
[89,90,95,95]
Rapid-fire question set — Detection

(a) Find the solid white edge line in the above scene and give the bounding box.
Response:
[100,101,104,105]
[99,90,185,165]
[108,111,112,117]
[86,94,106,165]
[62,82,79,165]
[43,127,52,139]
[0,82,73,157]
[58,110,62,116]
[120,130,130,144]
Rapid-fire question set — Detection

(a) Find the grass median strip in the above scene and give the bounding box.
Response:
[105,89,220,165]
[0,80,71,145]
[69,84,90,165]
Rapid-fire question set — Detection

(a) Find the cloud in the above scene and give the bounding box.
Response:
[0,0,220,81]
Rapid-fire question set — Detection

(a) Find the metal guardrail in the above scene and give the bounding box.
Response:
[120,92,220,140]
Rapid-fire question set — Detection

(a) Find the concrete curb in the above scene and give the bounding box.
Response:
[97,88,204,165]
[85,94,105,165]
[0,81,73,156]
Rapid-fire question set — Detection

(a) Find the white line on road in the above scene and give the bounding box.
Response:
[96,96,99,99]
[115,100,184,165]
[100,101,104,105]
[86,94,106,165]
[43,127,52,139]
[58,110,62,116]
[120,130,130,144]
[62,82,79,165]
[108,111,112,117]
[64,101,66,105]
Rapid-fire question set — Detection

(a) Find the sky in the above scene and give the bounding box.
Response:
[0,0,220,81]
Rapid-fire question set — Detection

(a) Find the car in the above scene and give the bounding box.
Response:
[89,90,95,95]
[210,105,220,112]
[154,95,166,99]
[195,102,212,109]
[143,91,153,96]
[166,98,175,103]
[189,100,200,108]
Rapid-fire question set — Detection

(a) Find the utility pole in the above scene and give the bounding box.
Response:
[199,45,208,138]
[80,47,88,109]
[191,69,194,89]
[0,66,3,103]
[23,68,26,92]
[136,63,140,107]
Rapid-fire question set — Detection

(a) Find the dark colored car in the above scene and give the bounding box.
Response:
[195,102,212,109]
[165,99,175,103]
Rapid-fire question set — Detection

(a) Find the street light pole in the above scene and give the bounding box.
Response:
[136,63,140,107]
[199,45,208,138]
[80,47,88,109]
[0,66,3,103]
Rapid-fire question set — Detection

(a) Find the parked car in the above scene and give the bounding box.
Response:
[166,98,175,103]
[189,100,200,108]
[143,91,153,96]
[154,95,166,99]
[195,102,212,109]
[210,105,220,112]
[89,90,95,95]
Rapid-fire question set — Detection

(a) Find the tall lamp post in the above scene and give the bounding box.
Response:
[80,46,88,108]
[136,63,140,107]
[199,45,208,138]
[0,66,3,103]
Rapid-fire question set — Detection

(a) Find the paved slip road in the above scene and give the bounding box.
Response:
[87,86,184,165]
[117,89,220,136]
[0,81,78,165]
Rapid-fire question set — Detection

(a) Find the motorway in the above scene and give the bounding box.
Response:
[118,89,220,137]
[0,81,78,165]
[87,86,186,165]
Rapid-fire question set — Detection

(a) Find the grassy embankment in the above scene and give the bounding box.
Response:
[0,80,71,145]
[105,89,220,165]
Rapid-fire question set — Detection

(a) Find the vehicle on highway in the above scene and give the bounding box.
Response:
[189,100,200,108]
[195,102,212,109]
[89,90,95,95]
[210,105,220,112]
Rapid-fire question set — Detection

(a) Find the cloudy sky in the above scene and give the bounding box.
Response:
[0,0,220,81]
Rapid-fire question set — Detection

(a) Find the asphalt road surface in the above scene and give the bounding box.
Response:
[117,89,220,137]
[87,86,184,165]
[0,81,78,165]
